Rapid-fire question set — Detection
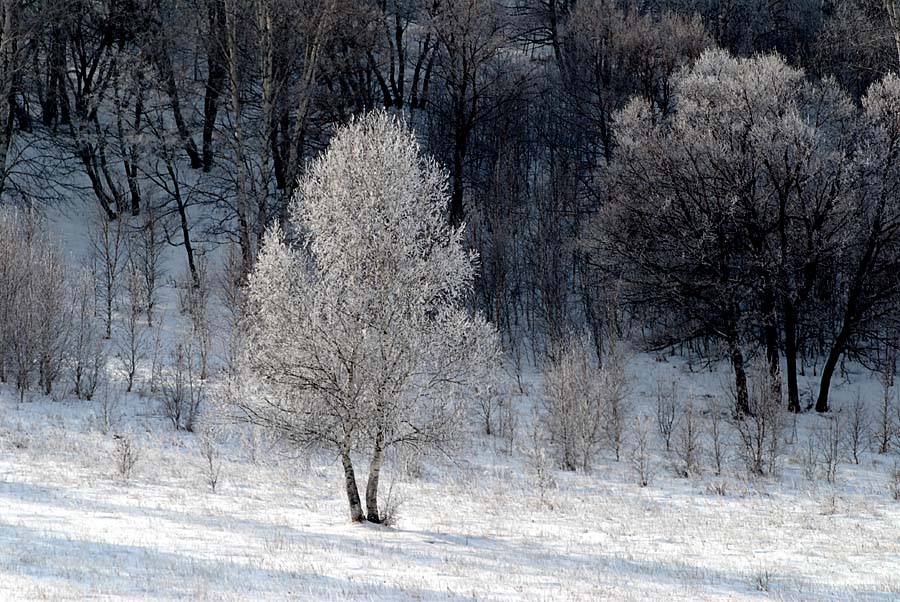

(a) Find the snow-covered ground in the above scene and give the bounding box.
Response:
[0,202,897,601]
[1,349,899,601]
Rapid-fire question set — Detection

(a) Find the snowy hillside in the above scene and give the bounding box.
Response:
[2,350,900,601]
[5,10,900,596]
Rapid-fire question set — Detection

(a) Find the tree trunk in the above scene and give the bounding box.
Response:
[728,334,750,416]
[166,158,200,288]
[157,46,202,169]
[783,299,801,412]
[340,446,365,523]
[761,284,782,403]
[450,119,468,226]
[817,328,851,413]
[202,0,226,171]
[365,431,385,523]
[226,0,253,279]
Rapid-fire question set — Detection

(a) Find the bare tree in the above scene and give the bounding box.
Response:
[629,415,654,487]
[656,377,678,451]
[89,210,126,339]
[198,425,223,493]
[674,393,702,477]
[706,396,728,476]
[179,257,212,381]
[875,372,896,454]
[114,434,140,481]
[819,415,843,484]
[542,336,605,471]
[427,0,510,225]
[0,210,70,401]
[885,0,900,67]
[733,359,785,477]
[128,204,166,326]
[116,266,145,393]
[162,332,205,433]
[70,270,105,400]
[602,340,629,462]
[34,235,70,397]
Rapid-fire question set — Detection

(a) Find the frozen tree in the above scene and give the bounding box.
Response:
[239,112,497,523]
[34,241,71,397]
[178,257,211,381]
[0,210,71,401]
[542,333,628,470]
[70,270,106,400]
[128,205,166,326]
[655,377,678,451]
[542,337,604,471]
[162,329,206,432]
[875,373,896,454]
[589,50,856,415]
[628,415,654,487]
[116,267,146,393]
[674,393,702,477]
[733,359,785,476]
[89,210,126,339]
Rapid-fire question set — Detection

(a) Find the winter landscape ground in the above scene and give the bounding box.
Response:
[0,196,900,602]
[2,325,900,601]
[7,2,900,601]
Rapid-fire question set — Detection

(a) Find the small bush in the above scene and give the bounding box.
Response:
[198,426,222,493]
[628,415,654,487]
[162,332,205,432]
[674,394,702,477]
[733,359,784,477]
[656,377,678,451]
[95,382,122,435]
[889,462,900,501]
[114,435,140,481]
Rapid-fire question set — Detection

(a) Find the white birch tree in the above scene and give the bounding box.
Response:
[239,111,498,523]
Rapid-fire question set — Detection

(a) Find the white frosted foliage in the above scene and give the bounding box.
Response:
[241,111,498,522]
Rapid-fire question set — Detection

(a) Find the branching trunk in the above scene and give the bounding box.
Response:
[156,44,202,169]
[202,0,227,171]
[282,0,335,214]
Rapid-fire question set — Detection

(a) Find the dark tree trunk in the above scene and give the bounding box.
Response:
[783,299,801,412]
[817,326,852,413]
[450,150,465,226]
[44,26,67,127]
[728,331,750,416]
[157,49,202,168]
[166,159,200,288]
[450,117,468,226]
[202,0,226,171]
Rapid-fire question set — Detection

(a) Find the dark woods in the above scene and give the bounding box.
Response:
[0,0,899,415]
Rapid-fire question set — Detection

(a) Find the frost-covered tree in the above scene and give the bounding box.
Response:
[542,334,628,471]
[589,50,855,415]
[0,209,71,401]
[240,112,498,523]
